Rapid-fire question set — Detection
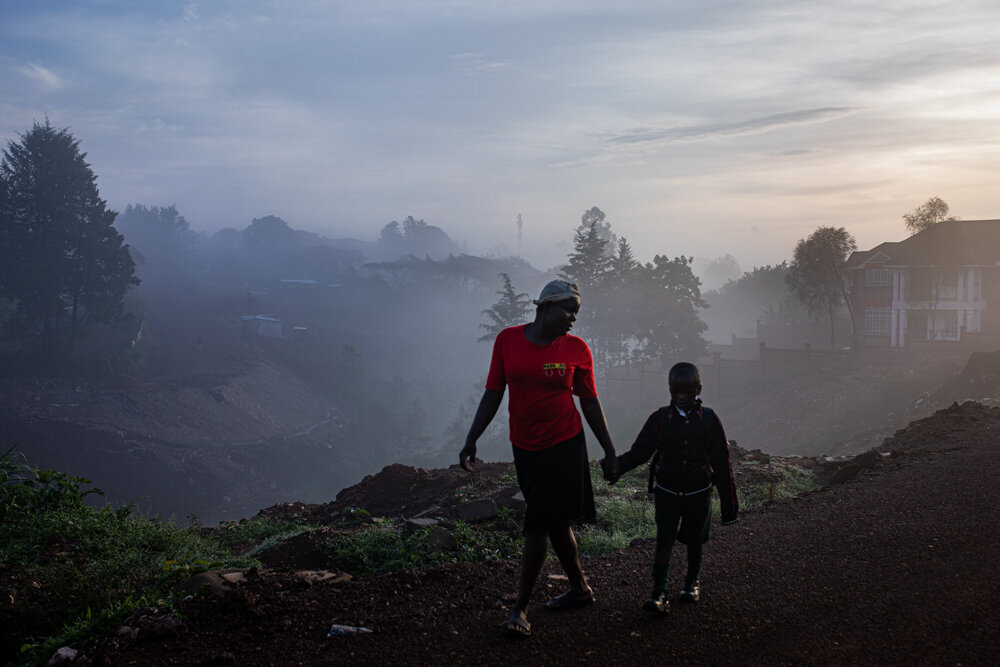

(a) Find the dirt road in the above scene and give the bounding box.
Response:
[83,402,1000,666]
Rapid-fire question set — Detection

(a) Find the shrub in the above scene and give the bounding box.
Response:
[321,512,523,578]
[0,449,255,665]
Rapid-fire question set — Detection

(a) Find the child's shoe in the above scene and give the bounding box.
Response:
[642,589,670,614]
[679,580,700,603]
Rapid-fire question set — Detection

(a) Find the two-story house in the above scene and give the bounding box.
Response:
[847,220,1000,347]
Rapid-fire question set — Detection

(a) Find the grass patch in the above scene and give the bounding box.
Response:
[733,464,822,510]
[578,457,823,555]
[214,517,313,557]
[321,509,524,578]
[0,447,299,666]
[577,466,656,555]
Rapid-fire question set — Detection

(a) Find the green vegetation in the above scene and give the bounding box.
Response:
[735,463,821,508]
[577,467,657,554]
[321,509,524,578]
[578,458,822,555]
[214,516,313,559]
[324,458,823,574]
[0,447,303,666]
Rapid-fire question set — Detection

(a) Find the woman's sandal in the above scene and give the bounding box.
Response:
[503,613,531,638]
[544,588,595,611]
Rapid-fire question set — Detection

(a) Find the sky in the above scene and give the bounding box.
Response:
[2,0,999,271]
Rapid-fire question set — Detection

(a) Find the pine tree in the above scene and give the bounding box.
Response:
[478,273,532,342]
[560,210,613,293]
[0,120,138,355]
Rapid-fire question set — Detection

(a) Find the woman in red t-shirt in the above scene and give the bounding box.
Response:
[460,280,619,638]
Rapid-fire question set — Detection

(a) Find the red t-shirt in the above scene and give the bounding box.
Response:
[485,324,598,451]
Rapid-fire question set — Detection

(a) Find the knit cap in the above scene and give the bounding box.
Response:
[533,280,581,306]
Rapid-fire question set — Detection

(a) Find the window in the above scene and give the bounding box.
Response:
[864,307,891,336]
[865,267,890,287]
[943,312,958,338]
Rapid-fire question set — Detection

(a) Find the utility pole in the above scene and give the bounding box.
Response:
[516,213,523,250]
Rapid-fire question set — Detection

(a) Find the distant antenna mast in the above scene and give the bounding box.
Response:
[516,213,523,250]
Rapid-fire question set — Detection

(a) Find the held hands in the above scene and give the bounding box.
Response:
[601,456,620,484]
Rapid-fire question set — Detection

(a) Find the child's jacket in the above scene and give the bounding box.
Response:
[618,402,739,524]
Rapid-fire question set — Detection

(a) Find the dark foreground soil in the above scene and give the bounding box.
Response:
[72,401,1000,666]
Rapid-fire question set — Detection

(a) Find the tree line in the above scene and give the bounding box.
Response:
[1,118,961,368]
[477,207,708,373]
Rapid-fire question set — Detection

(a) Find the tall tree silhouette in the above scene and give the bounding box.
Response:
[902,196,958,236]
[786,226,856,349]
[478,273,532,342]
[0,120,138,355]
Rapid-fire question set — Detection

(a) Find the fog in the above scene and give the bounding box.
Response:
[1,196,987,523]
[4,1,999,521]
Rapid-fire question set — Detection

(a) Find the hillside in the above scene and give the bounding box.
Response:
[0,340,990,525]
[66,398,1000,665]
[0,355,360,524]
[713,349,977,457]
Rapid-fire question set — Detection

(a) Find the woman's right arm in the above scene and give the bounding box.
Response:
[459,388,504,472]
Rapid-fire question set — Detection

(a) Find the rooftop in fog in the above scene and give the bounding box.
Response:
[848,220,1000,269]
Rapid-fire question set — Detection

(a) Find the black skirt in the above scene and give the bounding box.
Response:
[512,430,596,533]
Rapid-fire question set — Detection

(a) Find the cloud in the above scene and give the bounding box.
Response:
[14,63,62,91]
[766,148,820,158]
[550,108,859,168]
[2,1,999,266]
[450,52,521,77]
[607,107,859,145]
[182,3,199,24]
[451,52,511,74]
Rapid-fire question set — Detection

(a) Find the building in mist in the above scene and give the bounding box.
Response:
[240,314,284,338]
[848,220,1000,347]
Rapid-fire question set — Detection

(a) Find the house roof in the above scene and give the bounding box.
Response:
[848,219,1000,268]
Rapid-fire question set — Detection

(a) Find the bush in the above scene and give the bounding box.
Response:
[321,512,523,578]
[214,517,313,557]
[0,448,256,665]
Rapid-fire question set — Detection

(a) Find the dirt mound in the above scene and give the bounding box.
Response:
[881,398,998,450]
[333,462,512,517]
[256,461,514,525]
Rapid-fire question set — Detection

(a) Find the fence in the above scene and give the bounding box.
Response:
[598,342,853,411]
[597,337,988,412]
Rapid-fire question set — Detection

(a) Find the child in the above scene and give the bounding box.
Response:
[612,362,738,613]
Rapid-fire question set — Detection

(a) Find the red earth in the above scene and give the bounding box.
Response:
[67,400,1000,666]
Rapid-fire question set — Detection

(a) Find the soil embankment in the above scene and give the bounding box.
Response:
[0,360,359,523]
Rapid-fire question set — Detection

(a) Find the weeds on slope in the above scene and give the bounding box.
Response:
[321,507,524,577]
[0,446,305,666]
[321,456,822,576]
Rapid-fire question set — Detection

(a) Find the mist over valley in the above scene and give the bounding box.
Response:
[2,198,991,523]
